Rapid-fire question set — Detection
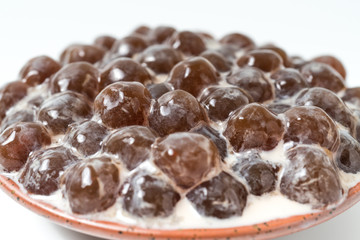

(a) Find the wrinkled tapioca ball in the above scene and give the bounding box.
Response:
[19,146,79,195]
[223,103,284,152]
[94,82,151,129]
[280,146,342,207]
[152,132,220,189]
[65,120,109,157]
[148,90,208,136]
[63,157,120,214]
[102,126,156,170]
[0,122,51,172]
[38,91,92,134]
[168,57,220,97]
[121,171,181,218]
[186,172,248,219]
[227,66,274,103]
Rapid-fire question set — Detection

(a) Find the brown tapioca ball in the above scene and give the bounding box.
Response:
[109,35,148,58]
[336,132,360,173]
[289,56,308,69]
[94,35,116,51]
[227,66,274,103]
[169,31,206,56]
[38,92,92,135]
[152,132,220,189]
[219,32,255,50]
[284,106,340,152]
[232,154,278,196]
[223,103,284,152]
[296,87,356,135]
[167,57,220,97]
[99,58,152,90]
[60,44,105,65]
[300,62,345,93]
[266,103,291,115]
[186,172,248,219]
[237,49,283,73]
[132,25,151,36]
[94,82,151,129]
[65,121,109,157]
[146,82,173,99]
[19,146,79,195]
[63,157,120,214]
[1,109,35,131]
[312,55,346,79]
[149,26,176,44]
[0,122,51,172]
[271,68,308,99]
[102,126,156,170]
[19,56,61,86]
[342,87,360,107]
[148,90,208,137]
[280,146,342,207]
[50,62,99,100]
[190,122,228,161]
[200,50,232,72]
[0,81,28,121]
[260,44,291,67]
[199,86,253,121]
[121,171,180,217]
[138,45,182,74]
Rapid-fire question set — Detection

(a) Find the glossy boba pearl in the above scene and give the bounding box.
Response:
[63,157,120,214]
[284,106,340,152]
[19,56,61,86]
[138,45,182,74]
[149,26,176,44]
[336,132,360,173]
[110,35,148,58]
[0,122,51,172]
[280,146,342,207]
[186,172,248,219]
[223,103,284,152]
[300,62,345,92]
[148,90,208,137]
[152,132,220,189]
[237,49,283,73]
[50,62,100,100]
[342,87,360,107]
[169,31,206,56]
[200,50,232,72]
[38,92,92,134]
[99,58,152,91]
[312,55,346,79]
[0,81,29,121]
[94,35,116,51]
[260,44,291,67]
[65,121,109,157]
[121,171,181,217]
[1,109,35,131]
[60,44,105,65]
[227,66,274,103]
[146,82,173,99]
[19,146,79,195]
[219,33,255,50]
[94,82,151,129]
[168,57,220,97]
[102,126,157,170]
[296,87,356,135]
[271,68,308,99]
[199,86,253,121]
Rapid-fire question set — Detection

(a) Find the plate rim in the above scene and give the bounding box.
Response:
[1,174,360,240]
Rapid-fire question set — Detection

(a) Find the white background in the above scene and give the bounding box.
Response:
[1,0,360,239]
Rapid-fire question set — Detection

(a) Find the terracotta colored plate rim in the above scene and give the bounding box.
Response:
[1,174,360,240]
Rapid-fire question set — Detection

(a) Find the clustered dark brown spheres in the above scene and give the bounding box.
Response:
[0,25,359,221]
